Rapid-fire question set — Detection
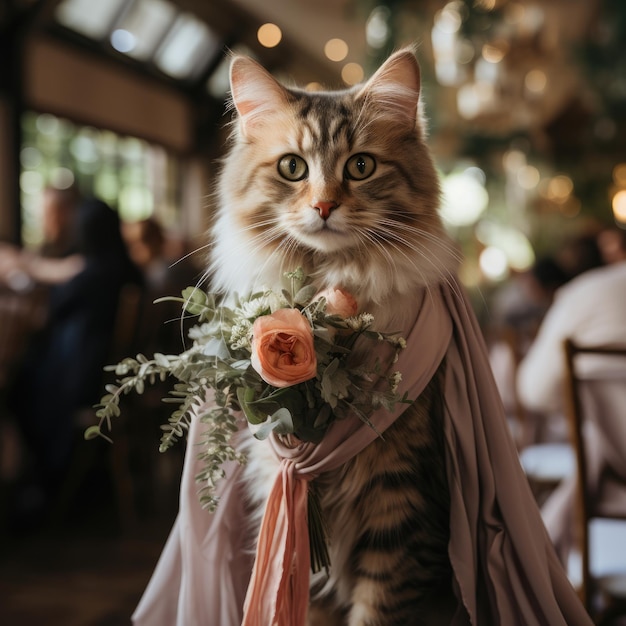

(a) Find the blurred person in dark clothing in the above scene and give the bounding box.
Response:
[7,197,143,524]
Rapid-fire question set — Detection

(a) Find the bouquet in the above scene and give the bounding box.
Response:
[88,269,409,513]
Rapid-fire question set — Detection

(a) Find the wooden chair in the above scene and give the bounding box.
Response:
[563,338,626,624]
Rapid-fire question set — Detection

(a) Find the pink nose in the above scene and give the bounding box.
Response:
[313,200,338,220]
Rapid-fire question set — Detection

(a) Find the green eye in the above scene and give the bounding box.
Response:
[278,154,308,181]
[345,153,376,180]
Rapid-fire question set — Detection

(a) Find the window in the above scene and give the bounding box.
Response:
[20,111,181,248]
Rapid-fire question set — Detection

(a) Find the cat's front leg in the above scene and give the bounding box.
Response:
[347,580,459,626]
[307,598,346,626]
[347,579,387,625]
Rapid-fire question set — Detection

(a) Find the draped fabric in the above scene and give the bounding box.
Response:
[132,277,593,626]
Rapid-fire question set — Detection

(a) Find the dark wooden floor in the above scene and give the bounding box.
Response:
[0,437,182,626]
[0,520,174,626]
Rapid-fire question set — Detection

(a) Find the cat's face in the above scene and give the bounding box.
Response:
[211,49,457,306]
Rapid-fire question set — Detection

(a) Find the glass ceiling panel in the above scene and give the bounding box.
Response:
[153,12,220,80]
[55,0,128,40]
[111,0,177,61]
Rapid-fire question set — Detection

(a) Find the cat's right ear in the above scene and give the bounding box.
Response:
[229,56,289,137]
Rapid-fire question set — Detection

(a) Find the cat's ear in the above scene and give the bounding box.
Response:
[229,56,290,137]
[356,48,421,127]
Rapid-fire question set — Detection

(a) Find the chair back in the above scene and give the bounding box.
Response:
[562,339,626,611]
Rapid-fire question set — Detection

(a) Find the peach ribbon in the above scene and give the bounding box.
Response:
[241,460,310,626]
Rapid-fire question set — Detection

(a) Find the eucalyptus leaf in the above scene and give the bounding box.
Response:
[294,284,318,306]
[181,286,210,315]
[84,425,101,440]
[154,352,171,367]
[322,358,351,407]
[281,288,293,306]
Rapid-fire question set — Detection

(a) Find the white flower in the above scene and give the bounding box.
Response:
[346,313,374,331]
[230,320,253,350]
[389,371,402,393]
[188,322,215,340]
[238,295,273,319]
[390,336,407,349]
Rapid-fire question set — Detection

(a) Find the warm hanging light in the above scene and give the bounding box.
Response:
[613,163,626,187]
[525,69,547,94]
[613,189,626,222]
[257,23,282,48]
[324,38,348,62]
[341,62,364,85]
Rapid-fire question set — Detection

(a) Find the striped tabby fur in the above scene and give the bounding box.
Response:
[209,48,461,625]
[308,363,455,625]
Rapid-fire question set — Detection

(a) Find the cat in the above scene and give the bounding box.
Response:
[208,48,462,626]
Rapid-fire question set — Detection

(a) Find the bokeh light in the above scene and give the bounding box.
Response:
[479,246,509,281]
[525,69,547,94]
[613,189,626,222]
[547,175,574,202]
[366,6,390,49]
[341,62,364,85]
[440,169,489,226]
[324,38,348,62]
[613,163,626,187]
[257,23,282,48]
[517,165,540,189]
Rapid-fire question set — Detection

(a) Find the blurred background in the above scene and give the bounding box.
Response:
[0,0,625,624]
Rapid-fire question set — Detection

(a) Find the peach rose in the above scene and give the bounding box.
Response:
[314,287,358,318]
[250,308,317,388]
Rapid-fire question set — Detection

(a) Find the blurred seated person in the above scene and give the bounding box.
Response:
[488,255,571,444]
[122,217,200,355]
[0,242,84,289]
[516,248,626,562]
[0,184,82,292]
[597,225,626,265]
[491,255,570,337]
[123,217,200,298]
[489,233,605,441]
[7,197,143,524]
[39,184,82,258]
[119,218,201,512]
[555,230,606,282]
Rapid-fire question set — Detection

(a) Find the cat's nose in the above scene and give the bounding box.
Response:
[312,200,338,220]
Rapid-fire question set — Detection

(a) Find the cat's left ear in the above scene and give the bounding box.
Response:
[356,47,421,127]
[229,55,290,137]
